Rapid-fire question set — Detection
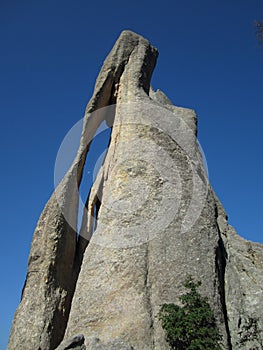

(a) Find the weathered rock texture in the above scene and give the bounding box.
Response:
[8,30,263,350]
[54,334,86,350]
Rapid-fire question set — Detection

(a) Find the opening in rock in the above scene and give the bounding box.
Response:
[77,120,112,233]
[93,194,101,232]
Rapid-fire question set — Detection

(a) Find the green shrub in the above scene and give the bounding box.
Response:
[158,277,222,350]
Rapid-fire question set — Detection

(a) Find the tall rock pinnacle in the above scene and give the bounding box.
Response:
[8,30,263,350]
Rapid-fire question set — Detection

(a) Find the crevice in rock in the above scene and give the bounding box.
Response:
[52,84,119,350]
[57,71,122,346]
[74,124,113,265]
[77,123,111,229]
[144,244,155,349]
[215,206,233,350]
[93,194,101,232]
[55,116,114,349]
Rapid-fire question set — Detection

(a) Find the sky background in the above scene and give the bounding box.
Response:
[0,0,262,348]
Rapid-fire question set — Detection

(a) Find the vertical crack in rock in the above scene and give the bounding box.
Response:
[74,166,105,277]
[144,244,155,349]
[215,238,233,350]
[214,205,233,349]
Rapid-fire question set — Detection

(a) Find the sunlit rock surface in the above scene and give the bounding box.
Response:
[8,30,263,350]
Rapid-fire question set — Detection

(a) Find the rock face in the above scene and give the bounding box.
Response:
[8,30,263,350]
[55,334,86,350]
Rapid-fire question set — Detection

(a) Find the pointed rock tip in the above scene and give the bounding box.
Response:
[117,29,158,51]
[118,29,145,39]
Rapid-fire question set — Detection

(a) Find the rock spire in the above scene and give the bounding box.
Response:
[8,30,263,350]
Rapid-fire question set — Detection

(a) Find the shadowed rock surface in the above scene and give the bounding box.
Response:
[8,30,263,350]
[55,334,86,350]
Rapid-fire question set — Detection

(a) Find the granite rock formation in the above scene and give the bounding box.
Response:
[55,334,86,350]
[8,30,263,350]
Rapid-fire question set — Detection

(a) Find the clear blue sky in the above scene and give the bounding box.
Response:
[0,0,262,348]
